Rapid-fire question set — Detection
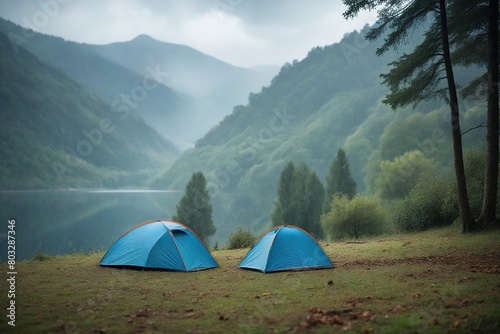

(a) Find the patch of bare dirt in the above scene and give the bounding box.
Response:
[341,252,500,274]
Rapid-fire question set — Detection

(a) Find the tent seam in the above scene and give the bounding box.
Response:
[144,222,170,268]
[170,229,189,271]
[168,220,219,268]
[265,226,282,273]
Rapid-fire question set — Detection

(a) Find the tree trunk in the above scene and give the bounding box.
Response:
[477,0,499,228]
[439,0,476,232]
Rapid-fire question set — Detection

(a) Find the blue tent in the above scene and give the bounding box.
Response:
[99,220,218,272]
[238,225,334,273]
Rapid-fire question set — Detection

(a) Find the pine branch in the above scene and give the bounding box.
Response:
[461,123,486,135]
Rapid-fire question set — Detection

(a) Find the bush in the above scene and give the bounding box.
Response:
[390,175,457,232]
[375,150,437,200]
[225,228,256,249]
[321,195,386,240]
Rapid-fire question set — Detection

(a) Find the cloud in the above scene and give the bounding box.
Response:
[0,0,377,67]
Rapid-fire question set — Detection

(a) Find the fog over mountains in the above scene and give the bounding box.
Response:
[0,18,276,189]
[94,34,277,146]
[0,19,277,149]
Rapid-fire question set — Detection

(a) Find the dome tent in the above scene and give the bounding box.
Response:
[238,225,334,273]
[99,220,218,272]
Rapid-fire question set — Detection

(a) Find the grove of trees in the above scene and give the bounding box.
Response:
[343,0,499,232]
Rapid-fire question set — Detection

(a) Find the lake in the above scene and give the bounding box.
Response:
[0,189,183,260]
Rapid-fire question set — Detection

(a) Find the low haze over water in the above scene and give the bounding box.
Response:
[0,190,182,260]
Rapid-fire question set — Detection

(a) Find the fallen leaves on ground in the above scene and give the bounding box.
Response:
[298,306,376,330]
[444,298,481,309]
[124,307,204,322]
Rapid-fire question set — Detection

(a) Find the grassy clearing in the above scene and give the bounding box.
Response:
[1,226,499,333]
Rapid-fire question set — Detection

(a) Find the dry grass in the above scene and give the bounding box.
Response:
[1,226,499,333]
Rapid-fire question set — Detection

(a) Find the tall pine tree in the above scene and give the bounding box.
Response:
[271,162,325,239]
[303,166,326,239]
[173,171,215,245]
[450,0,499,228]
[325,148,357,212]
[271,161,295,227]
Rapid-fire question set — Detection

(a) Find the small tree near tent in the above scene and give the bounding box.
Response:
[173,171,215,245]
[325,148,357,212]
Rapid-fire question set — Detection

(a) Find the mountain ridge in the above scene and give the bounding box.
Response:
[92,33,277,140]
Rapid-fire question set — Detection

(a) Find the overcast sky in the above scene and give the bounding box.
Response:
[0,0,377,67]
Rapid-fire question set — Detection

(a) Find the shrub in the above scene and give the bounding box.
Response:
[390,175,457,232]
[321,195,386,240]
[225,227,256,249]
[374,150,438,200]
[31,252,53,261]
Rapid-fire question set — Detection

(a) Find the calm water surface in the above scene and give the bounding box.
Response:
[0,189,183,260]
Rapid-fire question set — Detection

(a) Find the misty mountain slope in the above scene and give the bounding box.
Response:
[93,34,277,136]
[154,28,395,241]
[0,19,199,146]
[154,26,485,244]
[0,31,179,190]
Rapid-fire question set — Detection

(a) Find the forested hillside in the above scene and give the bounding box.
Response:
[0,19,197,147]
[0,32,179,190]
[156,26,486,244]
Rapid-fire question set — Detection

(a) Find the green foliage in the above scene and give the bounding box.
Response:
[463,148,487,216]
[374,150,437,200]
[364,107,486,195]
[344,0,454,109]
[343,101,399,191]
[321,195,386,240]
[271,162,296,227]
[390,175,457,232]
[343,0,491,233]
[377,110,450,162]
[173,172,215,245]
[390,148,494,232]
[449,0,490,94]
[225,227,256,250]
[325,148,357,212]
[271,162,325,239]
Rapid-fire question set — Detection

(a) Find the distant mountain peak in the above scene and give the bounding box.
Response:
[132,34,156,42]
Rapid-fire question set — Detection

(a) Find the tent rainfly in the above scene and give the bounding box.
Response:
[238,225,334,273]
[99,220,218,272]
